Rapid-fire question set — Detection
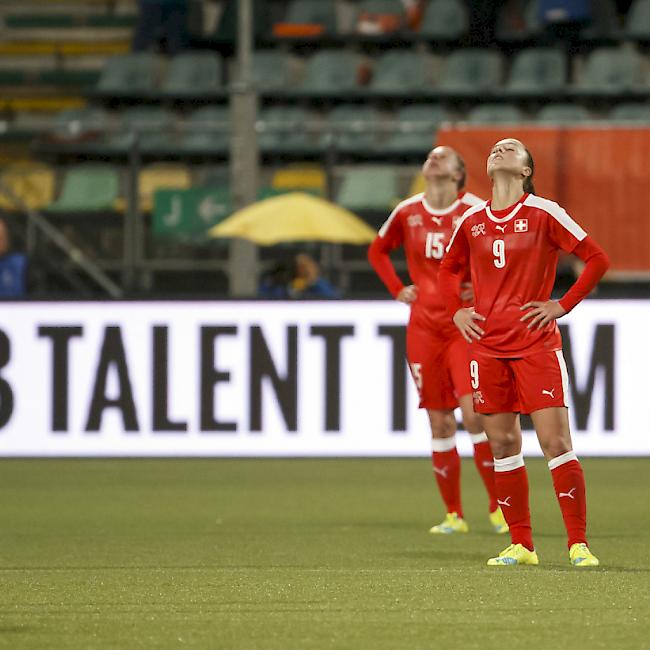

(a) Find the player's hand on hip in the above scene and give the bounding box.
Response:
[397,285,418,304]
[453,308,485,343]
[519,300,566,330]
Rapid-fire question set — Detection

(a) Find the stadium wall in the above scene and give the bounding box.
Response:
[0,300,642,457]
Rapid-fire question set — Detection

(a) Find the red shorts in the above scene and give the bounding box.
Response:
[406,321,472,411]
[468,349,569,415]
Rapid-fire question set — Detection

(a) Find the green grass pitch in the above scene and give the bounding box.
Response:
[0,457,648,649]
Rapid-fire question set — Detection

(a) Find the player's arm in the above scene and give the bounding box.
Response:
[521,206,610,329]
[367,210,416,303]
[439,223,485,342]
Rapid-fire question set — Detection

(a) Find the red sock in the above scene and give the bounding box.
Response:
[471,434,498,512]
[494,454,534,551]
[431,438,462,517]
[549,452,587,548]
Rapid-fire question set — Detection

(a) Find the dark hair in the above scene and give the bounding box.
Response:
[523,147,535,195]
[454,152,466,191]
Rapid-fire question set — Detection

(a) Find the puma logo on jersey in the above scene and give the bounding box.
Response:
[471,223,486,237]
[559,487,577,500]
[495,224,507,233]
[431,216,443,226]
[433,465,448,479]
[542,388,556,398]
[497,496,512,507]
[407,214,423,227]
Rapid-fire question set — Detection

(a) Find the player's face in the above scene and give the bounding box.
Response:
[487,139,529,179]
[422,146,460,182]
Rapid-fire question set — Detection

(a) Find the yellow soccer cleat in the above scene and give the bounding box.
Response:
[487,543,539,566]
[569,543,600,567]
[429,512,469,534]
[489,507,509,534]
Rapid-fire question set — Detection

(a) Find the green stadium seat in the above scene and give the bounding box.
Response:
[110,107,176,153]
[420,0,468,39]
[96,53,160,95]
[466,104,524,124]
[47,164,120,212]
[626,0,650,39]
[253,50,292,92]
[180,107,229,155]
[356,0,404,15]
[52,107,109,139]
[368,50,427,94]
[609,103,650,122]
[336,166,399,211]
[537,104,591,123]
[383,105,448,154]
[258,106,313,153]
[326,105,380,153]
[438,49,504,95]
[282,0,338,33]
[300,50,360,96]
[575,48,644,95]
[162,52,222,97]
[505,47,567,96]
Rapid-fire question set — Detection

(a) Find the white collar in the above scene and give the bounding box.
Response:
[485,201,524,223]
[422,197,461,216]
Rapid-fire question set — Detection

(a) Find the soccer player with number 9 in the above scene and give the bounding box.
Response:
[440,138,610,567]
[369,146,509,536]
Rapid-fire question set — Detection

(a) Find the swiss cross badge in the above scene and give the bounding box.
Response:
[514,218,528,233]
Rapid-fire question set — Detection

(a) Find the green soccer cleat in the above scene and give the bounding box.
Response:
[569,543,600,567]
[489,507,509,534]
[487,543,539,566]
[429,512,469,535]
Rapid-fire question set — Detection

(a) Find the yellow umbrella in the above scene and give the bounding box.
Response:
[208,192,376,245]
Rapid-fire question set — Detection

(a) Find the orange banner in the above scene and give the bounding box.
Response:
[436,126,650,275]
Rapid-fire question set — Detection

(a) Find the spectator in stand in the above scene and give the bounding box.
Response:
[132,0,189,56]
[0,218,27,298]
[258,253,340,299]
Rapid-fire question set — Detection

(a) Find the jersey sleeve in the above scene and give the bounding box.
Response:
[367,207,406,298]
[545,204,588,254]
[439,221,470,316]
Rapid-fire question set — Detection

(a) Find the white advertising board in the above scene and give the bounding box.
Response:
[0,300,642,456]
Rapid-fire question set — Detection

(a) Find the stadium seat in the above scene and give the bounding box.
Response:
[52,107,109,139]
[383,105,448,154]
[96,52,160,95]
[258,106,314,153]
[368,50,428,94]
[161,52,222,97]
[504,47,567,96]
[437,49,504,95]
[609,103,650,122]
[300,50,360,96]
[336,166,399,211]
[0,162,55,210]
[420,0,468,39]
[131,164,191,213]
[575,48,644,96]
[537,104,591,123]
[271,164,326,195]
[180,107,229,155]
[326,105,381,153]
[46,164,120,212]
[466,104,524,124]
[281,0,338,33]
[111,107,176,153]
[626,0,650,39]
[252,50,292,92]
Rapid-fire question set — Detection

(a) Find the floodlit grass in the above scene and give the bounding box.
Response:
[0,458,648,649]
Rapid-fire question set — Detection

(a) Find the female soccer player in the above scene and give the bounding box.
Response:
[439,138,610,566]
[368,146,508,536]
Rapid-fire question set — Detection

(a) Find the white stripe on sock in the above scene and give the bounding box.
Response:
[493,453,525,473]
[548,450,578,470]
[431,436,457,452]
[470,432,488,444]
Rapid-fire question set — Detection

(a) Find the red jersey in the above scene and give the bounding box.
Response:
[441,193,589,358]
[369,191,482,322]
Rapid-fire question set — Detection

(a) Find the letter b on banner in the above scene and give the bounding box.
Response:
[0,330,13,428]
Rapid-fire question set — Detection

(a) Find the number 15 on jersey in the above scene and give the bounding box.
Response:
[425,232,445,260]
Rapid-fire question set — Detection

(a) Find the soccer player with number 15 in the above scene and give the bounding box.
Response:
[440,138,610,567]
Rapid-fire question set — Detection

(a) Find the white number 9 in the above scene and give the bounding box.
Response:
[493,239,506,268]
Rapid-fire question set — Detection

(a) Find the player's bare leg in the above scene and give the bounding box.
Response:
[483,413,536,563]
[531,407,599,566]
[428,409,468,534]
